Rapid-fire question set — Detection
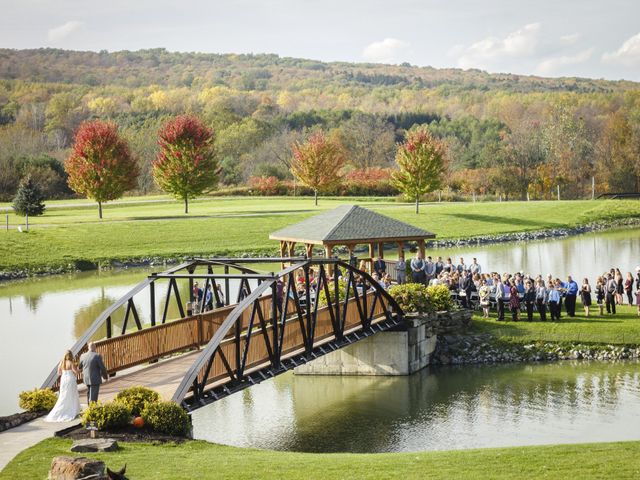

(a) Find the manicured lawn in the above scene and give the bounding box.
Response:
[1,197,639,273]
[2,437,640,480]
[472,302,640,344]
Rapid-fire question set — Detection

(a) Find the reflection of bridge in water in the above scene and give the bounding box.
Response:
[42,257,404,411]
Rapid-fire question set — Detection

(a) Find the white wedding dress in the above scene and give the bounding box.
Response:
[45,369,81,422]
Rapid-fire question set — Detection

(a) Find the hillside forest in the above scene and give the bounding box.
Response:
[1,48,639,202]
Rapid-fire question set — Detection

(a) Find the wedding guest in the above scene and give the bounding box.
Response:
[374,256,386,277]
[637,287,640,317]
[580,278,592,317]
[457,257,467,273]
[470,258,482,275]
[443,258,454,274]
[615,268,624,305]
[479,280,491,318]
[523,280,536,322]
[624,272,634,305]
[410,252,426,284]
[548,282,561,321]
[435,256,445,276]
[595,276,605,316]
[536,279,548,322]
[509,282,520,321]
[605,273,617,314]
[396,255,406,284]
[495,274,505,321]
[564,275,578,317]
[424,256,436,284]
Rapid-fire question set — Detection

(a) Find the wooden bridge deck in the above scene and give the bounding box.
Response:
[78,351,200,403]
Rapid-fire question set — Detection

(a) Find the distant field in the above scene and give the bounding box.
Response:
[0,196,639,274]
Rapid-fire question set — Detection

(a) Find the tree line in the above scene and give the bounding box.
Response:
[1,48,640,204]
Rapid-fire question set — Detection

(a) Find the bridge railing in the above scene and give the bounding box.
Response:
[42,258,301,390]
[174,259,403,407]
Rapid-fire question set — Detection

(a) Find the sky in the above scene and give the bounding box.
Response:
[1,0,640,81]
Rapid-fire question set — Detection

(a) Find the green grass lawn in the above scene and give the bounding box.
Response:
[472,302,640,344]
[2,437,640,480]
[1,197,639,273]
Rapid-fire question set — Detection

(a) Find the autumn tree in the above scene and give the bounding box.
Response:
[153,115,219,213]
[392,127,447,214]
[290,131,345,206]
[65,121,138,219]
[595,111,640,192]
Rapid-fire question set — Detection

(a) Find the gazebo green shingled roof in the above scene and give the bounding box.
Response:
[269,205,435,244]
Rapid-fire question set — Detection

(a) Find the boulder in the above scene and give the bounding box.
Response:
[48,456,104,480]
[70,438,119,453]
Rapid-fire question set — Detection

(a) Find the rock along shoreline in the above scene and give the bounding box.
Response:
[2,217,640,282]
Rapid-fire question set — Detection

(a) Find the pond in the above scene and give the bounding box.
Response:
[191,361,640,452]
[1,226,639,416]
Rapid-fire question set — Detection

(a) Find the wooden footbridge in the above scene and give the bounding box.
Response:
[42,257,404,411]
[42,205,436,411]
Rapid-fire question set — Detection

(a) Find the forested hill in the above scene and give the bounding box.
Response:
[1,48,639,204]
[0,48,637,93]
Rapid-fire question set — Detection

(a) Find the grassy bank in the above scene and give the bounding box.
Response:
[472,302,640,344]
[1,197,639,274]
[2,437,640,479]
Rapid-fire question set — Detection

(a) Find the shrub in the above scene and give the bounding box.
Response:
[317,278,348,306]
[81,401,131,430]
[426,284,455,312]
[18,388,57,412]
[142,401,191,437]
[114,386,161,417]
[388,283,433,313]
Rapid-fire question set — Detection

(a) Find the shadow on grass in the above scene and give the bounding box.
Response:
[447,213,550,228]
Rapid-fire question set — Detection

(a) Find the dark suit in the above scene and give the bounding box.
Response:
[79,350,108,403]
[373,259,386,276]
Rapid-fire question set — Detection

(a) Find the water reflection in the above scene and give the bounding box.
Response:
[192,361,640,453]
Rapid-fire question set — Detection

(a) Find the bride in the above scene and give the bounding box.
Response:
[45,350,82,422]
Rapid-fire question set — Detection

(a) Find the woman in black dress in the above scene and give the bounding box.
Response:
[580,278,592,317]
[509,282,520,321]
[615,268,624,305]
[595,276,605,316]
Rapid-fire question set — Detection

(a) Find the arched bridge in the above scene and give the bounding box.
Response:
[42,257,404,411]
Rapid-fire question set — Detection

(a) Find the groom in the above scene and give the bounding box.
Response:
[78,342,109,404]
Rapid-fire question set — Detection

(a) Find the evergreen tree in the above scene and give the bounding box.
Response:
[12,176,46,216]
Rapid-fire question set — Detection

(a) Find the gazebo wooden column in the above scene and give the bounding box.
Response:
[305,243,313,258]
[325,244,333,275]
[368,244,375,273]
[377,242,384,259]
[418,239,426,258]
[397,241,404,259]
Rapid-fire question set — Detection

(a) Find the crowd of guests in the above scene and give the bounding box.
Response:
[190,281,225,314]
[396,252,640,321]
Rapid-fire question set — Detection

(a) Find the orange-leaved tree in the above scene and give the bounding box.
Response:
[290,131,345,206]
[65,120,138,219]
[392,127,447,214]
[153,115,219,214]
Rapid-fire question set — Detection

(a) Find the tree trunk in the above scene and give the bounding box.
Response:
[415,196,419,214]
[314,189,318,206]
[98,201,102,219]
[185,197,189,214]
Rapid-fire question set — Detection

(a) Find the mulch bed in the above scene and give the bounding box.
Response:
[0,411,44,432]
[56,424,189,443]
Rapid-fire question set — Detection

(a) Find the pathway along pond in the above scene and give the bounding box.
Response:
[1,227,640,440]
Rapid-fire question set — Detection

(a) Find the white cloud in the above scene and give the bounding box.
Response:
[457,23,541,69]
[536,48,593,75]
[362,38,410,64]
[602,32,640,66]
[560,33,581,44]
[48,20,84,42]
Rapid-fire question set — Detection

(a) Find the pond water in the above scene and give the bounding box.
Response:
[1,227,639,417]
[191,360,640,452]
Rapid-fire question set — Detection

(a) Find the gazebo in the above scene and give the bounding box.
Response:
[269,205,436,273]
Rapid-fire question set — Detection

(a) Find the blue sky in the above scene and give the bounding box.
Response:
[2,0,639,80]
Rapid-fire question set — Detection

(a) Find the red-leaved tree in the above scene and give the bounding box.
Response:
[290,131,345,206]
[65,121,138,219]
[153,115,219,214]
